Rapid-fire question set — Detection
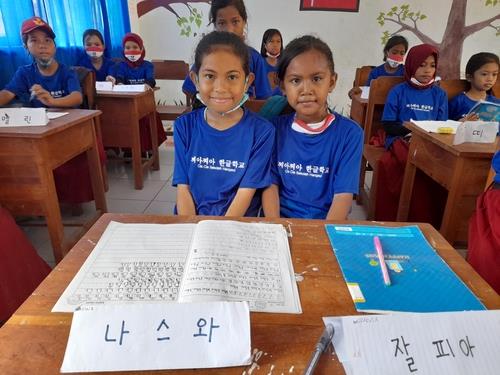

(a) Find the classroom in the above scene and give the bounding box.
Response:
[0,0,499,374]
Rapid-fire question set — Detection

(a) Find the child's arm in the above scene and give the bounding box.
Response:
[326,193,353,220]
[0,90,15,106]
[262,184,280,217]
[176,184,196,215]
[145,62,156,88]
[225,188,256,217]
[30,84,82,107]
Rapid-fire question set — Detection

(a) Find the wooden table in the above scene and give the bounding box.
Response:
[0,109,107,263]
[96,90,159,189]
[397,122,498,244]
[0,214,498,374]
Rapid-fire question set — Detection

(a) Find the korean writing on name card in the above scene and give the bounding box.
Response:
[453,121,498,145]
[324,310,500,375]
[0,108,48,126]
[61,301,251,373]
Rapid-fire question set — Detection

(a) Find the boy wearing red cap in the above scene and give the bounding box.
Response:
[0,17,82,108]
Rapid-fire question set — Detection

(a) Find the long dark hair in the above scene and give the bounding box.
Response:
[465,52,499,93]
[209,0,248,25]
[383,35,408,61]
[260,29,283,58]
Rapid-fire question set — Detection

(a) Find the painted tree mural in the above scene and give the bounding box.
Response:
[377,0,500,79]
[137,0,211,37]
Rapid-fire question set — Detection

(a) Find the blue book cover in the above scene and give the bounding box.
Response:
[468,100,500,122]
[325,225,486,313]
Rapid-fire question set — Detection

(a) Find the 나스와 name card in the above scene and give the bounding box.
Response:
[95,81,113,92]
[0,107,48,126]
[61,301,251,373]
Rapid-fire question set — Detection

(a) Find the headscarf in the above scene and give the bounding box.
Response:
[404,44,439,89]
[122,32,145,67]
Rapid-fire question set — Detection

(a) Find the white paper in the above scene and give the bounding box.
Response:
[0,107,48,126]
[53,221,196,312]
[411,120,461,134]
[178,220,302,314]
[324,310,500,375]
[61,301,251,373]
[112,84,147,92]
[360,86,370,100]
[453,121,499,145]
[95,81,113,92]
[47,112,69,119]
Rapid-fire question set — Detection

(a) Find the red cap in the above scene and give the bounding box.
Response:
[21,17,56,39]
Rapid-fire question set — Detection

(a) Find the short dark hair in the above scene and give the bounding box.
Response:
[82,29,105,46]
[209,0,248,25]
[277,35,335,82]
[383,35,408,61]
[193,31,250,75]
[260,29,283,58]
[466,52,499,77]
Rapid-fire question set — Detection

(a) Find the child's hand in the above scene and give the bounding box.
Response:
[460,113,480,122]
[145,84,152,91]
[105,75,116,85]
[30,84,54,106]
[348,87,362,99]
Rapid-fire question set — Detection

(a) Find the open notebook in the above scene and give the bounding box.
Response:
[53,220,302,314]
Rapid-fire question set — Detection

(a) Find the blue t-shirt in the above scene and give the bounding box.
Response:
[4,62,81,108]
[172,108,275,216]
[366,63,404,86]
[492,151,500,184]
[76,54,116,82]
[113,60,155,86]
[448,92,500,121]
[182,46,272,100]
[270,112,363,219]
[382,82,448,148]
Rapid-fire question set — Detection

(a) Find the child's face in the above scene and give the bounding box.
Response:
[26,29,55,61]
[386,43,406,60]
[281,49,336,123]
[85,35,104,50]
[469,62,499,92]
[265,35,282,56]
[413,55,436,84]
[215,6,246,38]
[191,48,254,114]
[124,40,141,52]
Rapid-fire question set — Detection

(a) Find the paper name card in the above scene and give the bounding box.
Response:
[360,86,370,100]
[95,81,113,91]
[112,84,147,92]
[324,310,500,375]
[453,121,498,145]
[0,107,48,126]
[61,301,251,373]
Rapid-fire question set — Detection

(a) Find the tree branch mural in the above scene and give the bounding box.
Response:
[377,0,500,79]
[137,0,211,37]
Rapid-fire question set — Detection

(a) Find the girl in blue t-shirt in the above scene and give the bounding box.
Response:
[173,31,275,216]
[449,52,499,121]
[182,0,272,101]
[262,35,363,220]
[348,35,408,98]
[260,28,283,95]
[77,29,116,82]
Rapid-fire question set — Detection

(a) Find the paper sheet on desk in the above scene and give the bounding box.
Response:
[324,310,500,375]
[411,120,461,134]
[47,112,68,120]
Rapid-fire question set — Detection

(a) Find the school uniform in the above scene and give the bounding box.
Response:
[448,92,500,121]
[172,108,275,216]
[366,63,404,86]
[76,54,116,82]
[182,46,273,100]
[263,59,282,96]
[270,112,363,219]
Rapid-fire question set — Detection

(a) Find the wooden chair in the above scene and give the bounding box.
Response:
[244,99,267,113]
[492,78,500,98]
[353,65,374,87]
[438,79,468,100]
[152,60,192,130]
[357,76,404,219]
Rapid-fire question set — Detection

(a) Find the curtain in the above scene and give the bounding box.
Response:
[0,0,130,89]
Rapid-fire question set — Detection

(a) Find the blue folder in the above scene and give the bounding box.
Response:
[325,225,486,313]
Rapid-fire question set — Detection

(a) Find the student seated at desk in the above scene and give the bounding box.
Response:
[375,44,448,223]
[348,35,408,98]
[262,36,363,220]
[448,52,499,121]
[173,31,275,217]
[76,29,116,83]
[0,17,103,207]
[111,32,166,152]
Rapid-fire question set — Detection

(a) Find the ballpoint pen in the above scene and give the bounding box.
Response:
[374,235,391,286]
[304,324,334,375]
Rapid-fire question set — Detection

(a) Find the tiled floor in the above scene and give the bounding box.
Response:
[21,139,369,267]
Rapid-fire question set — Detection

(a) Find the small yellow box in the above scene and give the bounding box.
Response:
[437,127,454,134]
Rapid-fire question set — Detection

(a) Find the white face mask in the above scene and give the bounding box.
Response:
[266,51,280,59]
[410,77,435,87]
[197,93,250,116]
[386,58,401,68]
[36,57,53,68]
[86,49,103,58]
[125,53,141,62]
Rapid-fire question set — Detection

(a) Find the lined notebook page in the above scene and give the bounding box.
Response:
[324,310,500,375]
[178,220,302,313]
[53,221,196,312]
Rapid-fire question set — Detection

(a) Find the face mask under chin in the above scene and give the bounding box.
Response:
[36,57,54,68]
[386,59,401,69]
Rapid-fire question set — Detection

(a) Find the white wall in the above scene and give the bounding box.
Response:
[129,0,499,113]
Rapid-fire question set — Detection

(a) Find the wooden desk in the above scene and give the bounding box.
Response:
[0,109,107,263]
[0,214,498,374]
[349,94,367,128]
[397,122,498,244]
[96,90,160,189]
